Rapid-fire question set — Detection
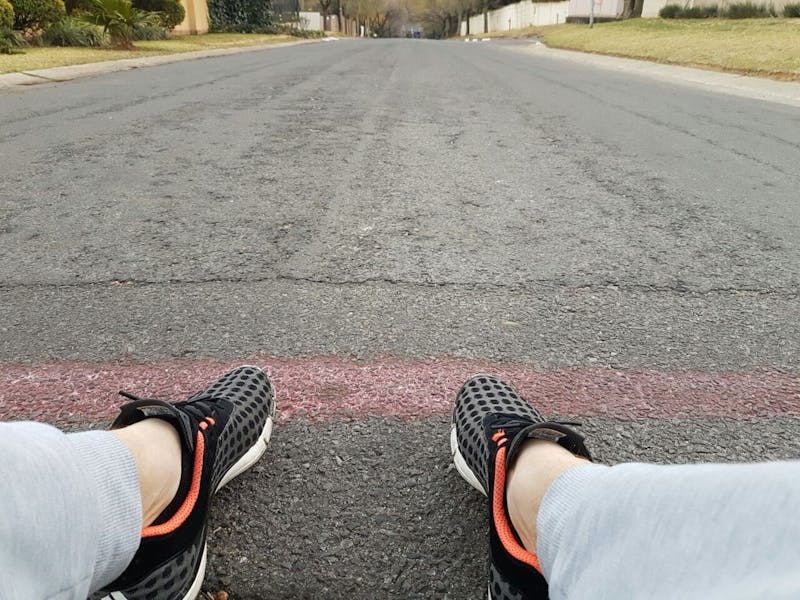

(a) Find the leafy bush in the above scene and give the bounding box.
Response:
[723,1,771,17]
[0,0,13,28]
[79,0,156,46]
[267,22,324,36]
[132,21,166,37]
[659,3,681,17]
[131,0,183,29]
[660,3,717,17]
[682,4,718,16]
[156,0,182,27]
[42,16,104,43]
[287,27,324,37]
[63,0,89,14]
[208,0,272,32]
[0,25,25,51]
[10,0,65,32]
[785,2,800,15]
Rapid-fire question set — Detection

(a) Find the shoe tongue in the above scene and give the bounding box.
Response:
[112,399,196,453]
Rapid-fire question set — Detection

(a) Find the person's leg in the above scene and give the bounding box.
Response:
[111,418,182,528]
[451,374,594,600]
[0,421,144,600]
[95,364,276,600]
[509,443,800,600]
[0,365,275,600]
[452,375,800,600]
[505,439,589,553]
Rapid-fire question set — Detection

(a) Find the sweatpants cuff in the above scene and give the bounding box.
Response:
[536,463,608,581]
[68,431,142,591]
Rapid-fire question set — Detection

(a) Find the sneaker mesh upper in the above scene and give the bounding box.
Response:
[185,365,275,492]
[453,375,544,493]
[489,562,526,600]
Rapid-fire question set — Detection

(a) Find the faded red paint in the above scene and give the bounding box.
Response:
[0,357,798,425]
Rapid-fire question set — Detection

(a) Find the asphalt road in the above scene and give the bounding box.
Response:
[1,39,799,598]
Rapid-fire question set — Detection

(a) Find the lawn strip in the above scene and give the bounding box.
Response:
[0,33,294,74]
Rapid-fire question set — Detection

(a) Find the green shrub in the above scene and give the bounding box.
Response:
[63,0,90,14]
[659,3,681,17]
[10,0,66,32]
[131,0,183,28]
[266,22,323,36]
[132,21,166,37]
[660,3,718,17]
[785,2,800,15]
[208,0,272,32]
[288,27,324,37]
[681,4,718,16]
[723,1,771,17]
[156,0,183,27]
[0,25,25,51]
[79,0,156,47]
[0,0,14,28]
[42,16,104,43]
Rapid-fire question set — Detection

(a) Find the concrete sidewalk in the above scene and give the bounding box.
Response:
[507,41,800,108]
[0,38,319,90]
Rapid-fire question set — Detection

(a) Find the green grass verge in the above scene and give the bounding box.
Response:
[540,19,800,81]
[0,33,295,74]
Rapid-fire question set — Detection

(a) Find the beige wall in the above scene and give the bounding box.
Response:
[173,0,209,34]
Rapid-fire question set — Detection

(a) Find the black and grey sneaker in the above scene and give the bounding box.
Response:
[451,374,591,600]
[94,365,276,600]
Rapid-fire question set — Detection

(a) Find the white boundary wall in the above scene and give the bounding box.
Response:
[567,0,624,19]
[461,1,570,35]
[298,11,323,30]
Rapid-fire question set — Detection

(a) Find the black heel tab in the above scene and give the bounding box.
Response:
[111,398,196,453]
[507,421,592,468]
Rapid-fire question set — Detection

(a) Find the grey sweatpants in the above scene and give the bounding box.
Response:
[0,422,141,600]
[3,422,800,599]
[538,461,800,599]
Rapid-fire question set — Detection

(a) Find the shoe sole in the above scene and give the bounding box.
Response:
[100,545,206,600]
[101,383,275,600]
[214,364,276,492]
[216,414,274,492]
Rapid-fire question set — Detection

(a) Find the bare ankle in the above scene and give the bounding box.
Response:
[506,440,590,552]
[113,419,183,528]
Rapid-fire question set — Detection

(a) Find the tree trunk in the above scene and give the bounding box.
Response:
[622,0,634,18]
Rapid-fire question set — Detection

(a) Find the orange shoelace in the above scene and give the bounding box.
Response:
[141,417,214,538]
[492,430,543,574]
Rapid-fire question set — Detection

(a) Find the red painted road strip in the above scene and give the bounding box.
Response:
[0,356,800,422]
[1,357,798,424]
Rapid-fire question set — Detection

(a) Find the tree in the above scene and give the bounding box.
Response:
[318,0,332,24]
[0,0,14,26]
[9,0,65,33]
[412,0,474,37]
